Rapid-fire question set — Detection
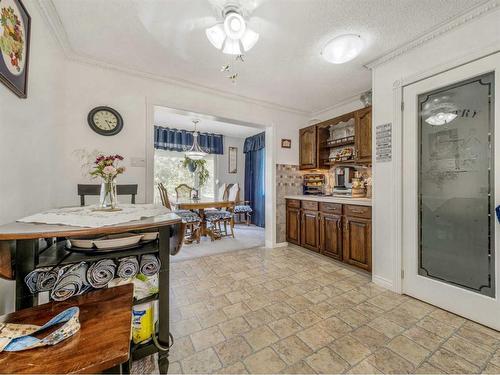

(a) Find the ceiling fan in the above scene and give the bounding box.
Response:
[205,0,264,55]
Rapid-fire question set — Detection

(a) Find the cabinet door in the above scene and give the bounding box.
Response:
[301,210,319,252]
[355,107,372,162]
[286,207,301,245]
[299,125,317,169]
[343,216,372,271]
[320,214,342,260]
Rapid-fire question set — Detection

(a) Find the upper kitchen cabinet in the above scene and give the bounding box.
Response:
[299,107,372,170]
[355,107,372,162]
[299,125,317,170]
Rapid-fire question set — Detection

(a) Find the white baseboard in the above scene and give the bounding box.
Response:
[372,275,396,292]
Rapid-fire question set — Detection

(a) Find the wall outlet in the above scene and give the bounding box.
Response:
[130,157,145,167]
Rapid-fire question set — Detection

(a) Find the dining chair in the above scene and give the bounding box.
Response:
[217,183,228,201]
[175,184,198,200]
[227,183,253,226]
[77,184,137,206]
[158,183,201,244]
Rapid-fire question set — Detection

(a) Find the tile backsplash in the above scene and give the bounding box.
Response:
[276,164,304,243]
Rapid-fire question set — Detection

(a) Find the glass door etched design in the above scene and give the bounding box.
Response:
[418,72,495,297]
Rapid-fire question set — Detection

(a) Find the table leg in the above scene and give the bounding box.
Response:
[199,209,208,237]
[15,239,39,310]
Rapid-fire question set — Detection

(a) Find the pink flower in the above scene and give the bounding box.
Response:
[102,166,117,176]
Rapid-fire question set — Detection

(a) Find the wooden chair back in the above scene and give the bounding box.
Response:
[157,183,171,209]
[175,184,197,200]
[77,184,138,206]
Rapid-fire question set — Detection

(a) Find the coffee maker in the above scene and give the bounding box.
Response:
[333,167,353,197]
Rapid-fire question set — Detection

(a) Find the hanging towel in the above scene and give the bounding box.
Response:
[0,307,80,352]
[87,259,116,289]
[139,254,161,277]
[51,262,91,302]
[24,267,60,293]
[117,256,139,279]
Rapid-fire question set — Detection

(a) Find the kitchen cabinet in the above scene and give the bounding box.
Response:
[286,200,301,245]
[301,210,320,252]
[343,216,372,271]
[355,107,372,162]
[285,199,371,272]
[299,125,317,170]
[319,213,343,260]
[298,107,372,169]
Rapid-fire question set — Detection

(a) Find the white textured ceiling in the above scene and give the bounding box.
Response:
[154,106,262,138]
[52,0,486,113]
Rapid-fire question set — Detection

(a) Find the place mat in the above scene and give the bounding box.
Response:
[17,204,171,228]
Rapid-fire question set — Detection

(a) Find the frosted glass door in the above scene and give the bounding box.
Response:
[418,72,495,297]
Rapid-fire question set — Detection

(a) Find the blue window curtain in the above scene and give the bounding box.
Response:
[244,132,265,227]
[154,126,224,155]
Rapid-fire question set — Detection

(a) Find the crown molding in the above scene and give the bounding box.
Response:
[364,0,499,70]
[310,92,365,118]
[35,0,309,117]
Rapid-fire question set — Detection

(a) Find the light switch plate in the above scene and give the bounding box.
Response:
[130,157,145,167]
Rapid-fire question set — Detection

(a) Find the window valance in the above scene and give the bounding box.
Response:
[154,126,224,155]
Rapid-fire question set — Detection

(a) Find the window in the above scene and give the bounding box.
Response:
[154,149,216,203]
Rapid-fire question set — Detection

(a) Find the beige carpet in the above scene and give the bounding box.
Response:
[172,224,265,262]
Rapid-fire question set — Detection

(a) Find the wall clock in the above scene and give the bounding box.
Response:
[87,106,123,136]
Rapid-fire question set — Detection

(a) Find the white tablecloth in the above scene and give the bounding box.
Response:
[17,204,171,228]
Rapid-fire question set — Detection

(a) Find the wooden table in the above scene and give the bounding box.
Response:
[172,198,235,236]
[0,284,134,374]
[0,212,183,373]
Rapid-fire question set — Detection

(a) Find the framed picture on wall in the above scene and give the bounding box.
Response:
[228,146,237,174]
[281,139,291,148]
[0,0,31,98]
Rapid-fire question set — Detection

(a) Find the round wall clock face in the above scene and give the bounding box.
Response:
[87,106,123,136]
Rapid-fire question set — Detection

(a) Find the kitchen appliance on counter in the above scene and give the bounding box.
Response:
[333,167,353,197]
[303,174,325,195]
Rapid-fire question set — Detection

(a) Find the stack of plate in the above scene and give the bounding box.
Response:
[68,232,158,251]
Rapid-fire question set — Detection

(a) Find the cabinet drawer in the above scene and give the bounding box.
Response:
[319,202,342,214]
[301,200,319,211]
[344,205,371,218]
[286,199,301,208]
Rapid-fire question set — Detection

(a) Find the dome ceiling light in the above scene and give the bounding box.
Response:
[206,5,259,55]
[321,34,364,64]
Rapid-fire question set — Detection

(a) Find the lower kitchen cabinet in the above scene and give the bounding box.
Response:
[319,213,343,261]
[301,210,320,252]
[285,199,372,272]
[343,216,372,271]
[286,206,301,245]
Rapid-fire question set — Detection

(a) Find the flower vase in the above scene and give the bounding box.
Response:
[99,180,118,210]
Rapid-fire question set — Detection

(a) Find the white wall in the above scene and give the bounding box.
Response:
[371,8,500,291]
[55,59,307,207]
[0,0,66,314]
[216,136,246,198]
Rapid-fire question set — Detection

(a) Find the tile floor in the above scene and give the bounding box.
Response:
[166,245,500,374]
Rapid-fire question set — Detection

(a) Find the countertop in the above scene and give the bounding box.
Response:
[284,195,372,206]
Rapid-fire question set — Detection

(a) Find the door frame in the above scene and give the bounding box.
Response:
[401,54,500,329]
[144,99,277,247]
[390,46,500,295]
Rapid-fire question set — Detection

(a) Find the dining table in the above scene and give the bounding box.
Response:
[171,198,235,236]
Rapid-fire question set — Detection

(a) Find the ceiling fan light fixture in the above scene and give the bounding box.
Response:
[222,38,242,55]
[241,27,259,51]
[224,11,246,40]
[206,23,226,50]
[322,34,364,64]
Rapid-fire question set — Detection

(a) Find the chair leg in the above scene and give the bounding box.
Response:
[230,220,235,238]
[246,213,250,226]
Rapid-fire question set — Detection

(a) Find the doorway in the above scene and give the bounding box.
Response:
[402,53,500,330]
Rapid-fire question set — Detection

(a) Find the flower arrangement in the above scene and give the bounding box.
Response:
[90,154,125,182]
[90,154,125,209]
